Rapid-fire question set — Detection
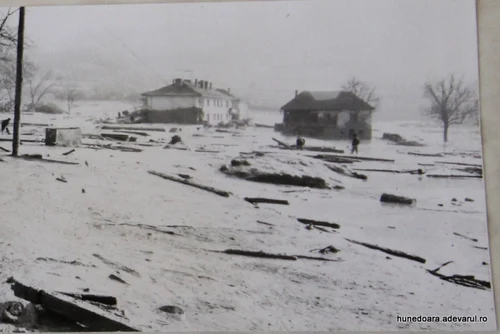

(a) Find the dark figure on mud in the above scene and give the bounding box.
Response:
[296,136,305,150]
[351,134,360,154]
[1,118,10,135]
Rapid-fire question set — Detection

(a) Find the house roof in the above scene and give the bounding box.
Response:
[216,89,239,101]
[142,81,231,99]
[281,91,375,112]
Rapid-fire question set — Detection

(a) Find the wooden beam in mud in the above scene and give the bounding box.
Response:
[345,238,426,264]
[148,170,231,197]
[316,154,395,163]
[11,280,139,331]
[101,125,166,132]
[244,197,289,205]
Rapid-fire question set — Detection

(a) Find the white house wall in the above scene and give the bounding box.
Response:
[196,96,233,125]
[149,96,196,110]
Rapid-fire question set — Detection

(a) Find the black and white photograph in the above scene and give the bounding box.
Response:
[0,0,495,332]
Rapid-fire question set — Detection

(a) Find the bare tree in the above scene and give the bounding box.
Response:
[66,88,78,113]
[342,77,380,109]
[422,74,478,143]
[24,61,55,112]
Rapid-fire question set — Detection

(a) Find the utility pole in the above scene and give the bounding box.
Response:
[12,7,25,156]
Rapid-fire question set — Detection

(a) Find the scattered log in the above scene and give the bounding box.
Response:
[326,164,368,180]
[149,170,231,197]
[297,218,340,229]
[303,146,344,154]
[345,238,426,264]
[105,222,177,236]
[57,293,117,306]
[62,149,75,156]
[35,257,96,268]
[254,123,274,129]
[217,249,298,261]
[164,145,189,151]
[435,161,482,168]
[101,133,131,141]
[195,149,220,153]
[272,137,291,148]
[220,166,329,189]
[353,168,401,174]
[453,232,478,242]
[426,262,491,290]
[215,129,237,134]
[426,174,482,179]
[0,138,42,143]
[0,146,10,152]
[101,125,166,132]
[16,155,80,165]
[11,280,138,331]
[380,193,415,205]
[93,254,141,277]
[311,155,359,164]
[310,245,340,254]
[56,177,67,183]
[113,146,143,153]
[473,246,488,250]
[294,255,342,262]
[108,274,128,285]
[177,173,191,180]
[113,130,149,137]
[256,220,275,226]
[408,152,444,157]
[244,197,289,205]
[316,153,394,163]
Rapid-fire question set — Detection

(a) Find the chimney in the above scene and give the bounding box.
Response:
[204,81,208,90]
[209,82,212,90]
[194,79,198,86]
[175,78,182,87]
[295,90,298,97]
[198,80,203,88]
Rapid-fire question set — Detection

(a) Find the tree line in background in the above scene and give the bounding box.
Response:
[0,9,480,142]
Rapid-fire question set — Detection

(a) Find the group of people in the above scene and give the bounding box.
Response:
[296,132,360,154]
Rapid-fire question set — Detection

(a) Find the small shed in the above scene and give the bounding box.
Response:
[276,91,375,140]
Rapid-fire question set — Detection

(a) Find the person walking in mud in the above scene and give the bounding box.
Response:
[296,135,305,150]
[1,118,10,135]
[351,133,360,154]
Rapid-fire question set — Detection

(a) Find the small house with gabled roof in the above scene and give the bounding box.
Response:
[276,90,375,140]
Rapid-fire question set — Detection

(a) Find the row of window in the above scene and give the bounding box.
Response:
[199,98,230,108]
[211,113,231,122]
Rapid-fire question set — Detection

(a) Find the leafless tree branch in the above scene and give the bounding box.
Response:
[422,74,478,142]
[342,76,380,110]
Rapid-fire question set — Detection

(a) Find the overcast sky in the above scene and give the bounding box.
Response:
[22,0,478,120]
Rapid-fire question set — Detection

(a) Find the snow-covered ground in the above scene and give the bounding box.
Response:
[0,100,495,331]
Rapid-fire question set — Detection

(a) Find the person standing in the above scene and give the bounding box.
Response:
[351,133,360,154]
[1,118,10,135]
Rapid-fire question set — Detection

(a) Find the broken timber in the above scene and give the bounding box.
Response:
[244,197,289,205]
[297,218,340,229]
[380,193,415,205]
[57,293,117,306]
[426,174,482,179]
[407,152,444,157]
[315,154,395,163]
[16,154,80,165]
[453,232,478,242]
[435,161,482,168]
[101,125,166,132]
[272,138,291,148]
[62,149,75,156]
[345,238,426,264]
[217,249,297,261]
[11,280,139,331]
[426,262,490,290]
[148,170,230,197]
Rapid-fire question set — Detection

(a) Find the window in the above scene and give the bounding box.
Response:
[199,98,204,107]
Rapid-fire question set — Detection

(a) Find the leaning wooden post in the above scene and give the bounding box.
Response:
[12,7,25,157]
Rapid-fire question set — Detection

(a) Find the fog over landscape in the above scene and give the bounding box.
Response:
[21,0,479,120]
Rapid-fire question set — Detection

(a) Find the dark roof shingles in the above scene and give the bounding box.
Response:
[281,91,374,112]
